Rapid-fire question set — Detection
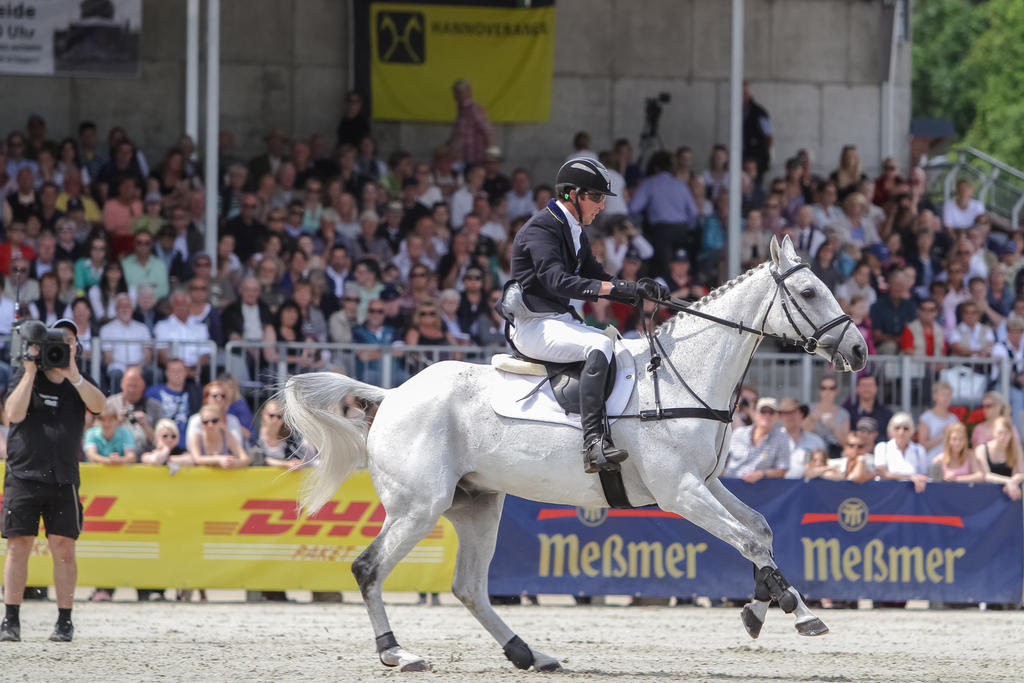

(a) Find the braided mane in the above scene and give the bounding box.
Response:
[656,261,771,335]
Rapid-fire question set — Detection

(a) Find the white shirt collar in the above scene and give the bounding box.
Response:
[555,199,582,254]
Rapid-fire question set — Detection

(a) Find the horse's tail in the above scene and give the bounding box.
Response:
[282,372,389,513]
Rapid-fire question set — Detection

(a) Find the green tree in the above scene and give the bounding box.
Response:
[911,0,987,136]
[962,0,1024,168]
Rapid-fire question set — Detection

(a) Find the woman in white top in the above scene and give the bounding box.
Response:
[874,412,929,492]
[699,144,729,200]
[811,180,844,232]
[916,381,961,461]
[942,178,987,230]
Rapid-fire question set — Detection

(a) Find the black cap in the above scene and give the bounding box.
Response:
[379,283,400,301]
[555,158,617,198]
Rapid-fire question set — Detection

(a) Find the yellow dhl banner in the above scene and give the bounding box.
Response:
[367,1,555,122]
[0,464,457,591]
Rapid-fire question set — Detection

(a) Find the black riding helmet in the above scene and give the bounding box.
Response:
[555,157,617,200]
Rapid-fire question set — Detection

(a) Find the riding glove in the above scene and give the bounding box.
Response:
[637,278,670,302]
[607,279,638,304]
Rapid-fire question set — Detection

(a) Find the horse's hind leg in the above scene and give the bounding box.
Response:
[442,490,561,673]
[705,478,828,639]
[352,509,443,671]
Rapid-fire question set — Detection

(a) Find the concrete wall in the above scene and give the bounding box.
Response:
[0,0,910,185]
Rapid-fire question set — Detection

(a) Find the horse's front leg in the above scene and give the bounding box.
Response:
[705,477,828,638]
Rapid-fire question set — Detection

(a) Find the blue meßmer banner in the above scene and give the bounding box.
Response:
[488,479,1024,603]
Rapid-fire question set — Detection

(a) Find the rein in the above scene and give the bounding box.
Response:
[611,262,853,425]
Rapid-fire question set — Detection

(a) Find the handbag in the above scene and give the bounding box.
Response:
[938,365,988,405]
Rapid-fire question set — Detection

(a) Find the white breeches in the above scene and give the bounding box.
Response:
[509,313,613,364]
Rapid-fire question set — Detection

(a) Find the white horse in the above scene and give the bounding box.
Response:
[283,236,867,672]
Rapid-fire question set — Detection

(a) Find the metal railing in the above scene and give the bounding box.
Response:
[924,146,1024,230]
[88,338,220,387]
[220,340,1012,420]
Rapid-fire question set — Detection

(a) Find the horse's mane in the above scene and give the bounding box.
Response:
[656,261,771,335]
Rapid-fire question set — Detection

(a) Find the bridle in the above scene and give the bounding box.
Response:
[613,260,855,426]
[763,262,854,363]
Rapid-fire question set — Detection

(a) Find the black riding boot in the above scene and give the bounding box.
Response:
[580,350,628,473]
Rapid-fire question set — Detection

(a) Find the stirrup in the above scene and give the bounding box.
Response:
[583,437,628,474]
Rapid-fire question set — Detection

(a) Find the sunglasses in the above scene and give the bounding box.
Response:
[759,407,776,415]
[420,311,438,317]
[368,309,385,314]
[819,385,836,391]
[209,392,226,399]
[202,417,220,425]
[846,441,863,448]
[582,191,606,202]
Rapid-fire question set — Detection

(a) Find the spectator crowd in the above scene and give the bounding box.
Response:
[1,83,1023,603]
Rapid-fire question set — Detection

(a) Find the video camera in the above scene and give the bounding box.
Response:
[10,320,71,371]
[644,92,671,135]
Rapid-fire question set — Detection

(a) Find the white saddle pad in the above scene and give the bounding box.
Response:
[489,344,637,429]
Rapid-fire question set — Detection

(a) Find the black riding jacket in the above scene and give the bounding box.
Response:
[509,199,612,315]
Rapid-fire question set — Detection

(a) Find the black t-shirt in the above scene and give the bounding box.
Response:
[4,369,100,487]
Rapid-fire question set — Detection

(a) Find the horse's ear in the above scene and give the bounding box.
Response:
[769,234,781,265]
[780,234,800,266]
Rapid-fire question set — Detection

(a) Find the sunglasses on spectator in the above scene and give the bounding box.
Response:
[819,384,836,391]
[202,418,220,425]
[368,308,385,314]
[11,267,26,273]
[759,407,776,415]
[209,392,226,399]
[846,441,863,448]
[420,310,438,317]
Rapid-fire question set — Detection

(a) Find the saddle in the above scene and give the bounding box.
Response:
[492,352,617,416]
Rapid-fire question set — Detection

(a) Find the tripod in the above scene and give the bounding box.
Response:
[637,99,667,167]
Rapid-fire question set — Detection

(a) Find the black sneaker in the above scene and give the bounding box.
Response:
[0,617,21,642]
[49,621,74,642]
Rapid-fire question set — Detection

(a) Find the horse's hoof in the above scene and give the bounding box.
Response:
[380,646,430,671]
[741,605,764,639]
[795,617,829,637]
[536,661,563,673]
[401,659,430,672]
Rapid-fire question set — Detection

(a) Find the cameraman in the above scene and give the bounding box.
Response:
[0,319,104,643]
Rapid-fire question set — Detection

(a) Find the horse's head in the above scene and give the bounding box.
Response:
[765,235,867,372]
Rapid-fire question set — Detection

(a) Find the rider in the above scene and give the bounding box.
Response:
[505,157,668,474]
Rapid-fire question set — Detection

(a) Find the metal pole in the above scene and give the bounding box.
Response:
[727,0,744,279]
[204,0,220,271]
[185,0,199,142]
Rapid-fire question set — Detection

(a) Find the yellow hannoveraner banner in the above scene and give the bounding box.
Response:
[369,1,555,122]
[0,464,457,591]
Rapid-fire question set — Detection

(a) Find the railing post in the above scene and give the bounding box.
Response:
[900,354,912,414]
[91,336,102,383]
[381,344,393,388]
[801,353,813,405]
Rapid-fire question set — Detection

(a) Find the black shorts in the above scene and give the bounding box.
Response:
[1,472,83,540]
